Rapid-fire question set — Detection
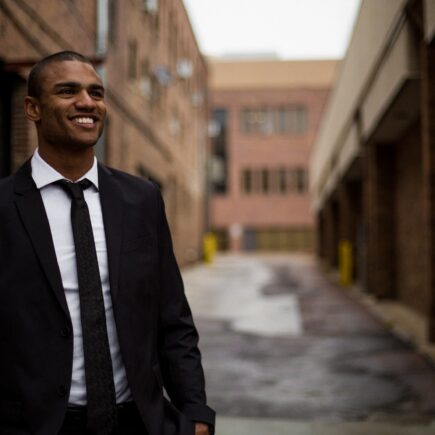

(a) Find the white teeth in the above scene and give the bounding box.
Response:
[74,117,94,124]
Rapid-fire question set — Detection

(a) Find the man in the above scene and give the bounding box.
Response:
[0,51,215,435]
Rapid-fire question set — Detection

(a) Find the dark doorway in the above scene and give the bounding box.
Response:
[0,62,13,177]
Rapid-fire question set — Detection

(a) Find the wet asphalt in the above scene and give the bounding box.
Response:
[182,254,435,434]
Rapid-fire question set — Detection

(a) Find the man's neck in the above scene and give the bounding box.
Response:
[38,146,95,181]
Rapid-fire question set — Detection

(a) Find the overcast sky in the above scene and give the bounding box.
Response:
[183,0,362,60]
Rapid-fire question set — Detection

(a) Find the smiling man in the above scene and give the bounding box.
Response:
[0,51,214,435]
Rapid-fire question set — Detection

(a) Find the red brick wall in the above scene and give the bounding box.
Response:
[1,0,207,265]
[0,0,96,60]
[421,38,435,339]
[105,0,208,264]
[211,87,330,233]
[10,79,35,171]
[395,122,427,313]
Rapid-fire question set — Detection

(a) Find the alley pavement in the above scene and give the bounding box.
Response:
[182,254,435,435]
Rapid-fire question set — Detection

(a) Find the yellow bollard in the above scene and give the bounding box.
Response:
[339,240,353,286]
[203,232,217,264]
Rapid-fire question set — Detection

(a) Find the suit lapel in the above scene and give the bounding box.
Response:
[98,164,124,303]
[14,160,70,318]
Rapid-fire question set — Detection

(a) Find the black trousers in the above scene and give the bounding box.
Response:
[59,402,148,435]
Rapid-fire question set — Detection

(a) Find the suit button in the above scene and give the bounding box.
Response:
[57,385,68,397]
[61,326,71,338]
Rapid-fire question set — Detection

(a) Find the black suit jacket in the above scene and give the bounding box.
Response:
[0,160,215,435]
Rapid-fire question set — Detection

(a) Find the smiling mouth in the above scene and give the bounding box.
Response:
[71,116,98,127]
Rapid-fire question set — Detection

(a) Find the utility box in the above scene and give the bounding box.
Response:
[339,240,353,286]
[203,232,217,264]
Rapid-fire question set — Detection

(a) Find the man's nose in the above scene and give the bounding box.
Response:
[75,90,97,109]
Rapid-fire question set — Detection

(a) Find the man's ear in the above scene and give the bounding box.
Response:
[24,96,41,122]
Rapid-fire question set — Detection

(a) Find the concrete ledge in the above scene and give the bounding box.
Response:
[217,416,435,435]
[346,285,435,364]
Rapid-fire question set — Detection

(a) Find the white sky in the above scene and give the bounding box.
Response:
[183,0,362,60]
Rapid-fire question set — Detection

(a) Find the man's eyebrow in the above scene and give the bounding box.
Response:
[53,81,80,88]
[53,82,105,91]
[89,84,105,92]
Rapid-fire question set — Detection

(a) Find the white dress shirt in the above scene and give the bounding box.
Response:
[31,149,132,405]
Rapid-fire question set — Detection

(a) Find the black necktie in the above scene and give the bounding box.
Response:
[58,179,117,435]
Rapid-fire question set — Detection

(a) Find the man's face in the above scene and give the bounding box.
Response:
[33,60,106,151]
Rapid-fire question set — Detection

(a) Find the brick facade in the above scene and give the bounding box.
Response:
[395,123,426,313]
[0,0,207,265]
[364,142,397,299]
[421,38,435,339]
[209,60,336,251]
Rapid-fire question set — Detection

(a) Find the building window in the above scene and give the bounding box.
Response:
[295,168,307,193]
[241,105,308,135]
[128,40,138,79]
[241,108,252,134]
[242,169,252,193]
[278,168,287,193]
[143,0,158,14]
[210,109,228,194]
[288,106,307,134]
[240,166,308,195]
[260,169,269,193]
[278,107,287,133]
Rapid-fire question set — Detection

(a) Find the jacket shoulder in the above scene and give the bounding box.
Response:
[0,174,16,200]
[102,165,159,193]
[99,165,162,212]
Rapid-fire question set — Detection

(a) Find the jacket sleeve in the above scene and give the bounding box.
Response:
[155,188,216,431]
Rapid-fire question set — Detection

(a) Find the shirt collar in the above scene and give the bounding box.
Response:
[31,148,99,190]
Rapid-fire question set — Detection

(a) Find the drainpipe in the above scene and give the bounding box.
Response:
[95,0,108,163]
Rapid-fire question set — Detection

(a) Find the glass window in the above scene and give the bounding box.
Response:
[261,109,274,135]
[296,168,307,193]
[242,169,252,194]
[260,169,269,193]
[278,168,287,194]
[241,109,251,134]
[240,105,308,135]
[211,109,228,194]
[289,106,307,133]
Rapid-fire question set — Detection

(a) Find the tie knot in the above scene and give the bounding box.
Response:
[57,179,92,200]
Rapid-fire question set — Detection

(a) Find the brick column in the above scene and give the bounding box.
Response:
[11,79,34,172]
[0,67,12,177]
[323,199,339,268]
[363,143,396,298]
[317,210,325,259]
[338,183,354,242]
[338,182,361,281]
[421,39,435,341]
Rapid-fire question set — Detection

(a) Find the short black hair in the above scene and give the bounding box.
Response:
[27,51,94,98]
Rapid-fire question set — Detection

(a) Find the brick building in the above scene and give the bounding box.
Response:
[310,0,435,344]
[208,59,337,251]
[0,0,208,265]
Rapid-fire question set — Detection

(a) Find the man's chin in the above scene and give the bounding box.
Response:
[69,133,103,149]
[67,139,99,151]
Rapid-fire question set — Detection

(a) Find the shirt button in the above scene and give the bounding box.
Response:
[57,385,68,397]
[61,327,71,338]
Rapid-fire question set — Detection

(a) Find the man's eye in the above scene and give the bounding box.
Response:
[59,88,75,95]
[91,91,104,98]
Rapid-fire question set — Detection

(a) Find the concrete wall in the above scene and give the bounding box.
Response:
[311,0,435,342]
[310,0,408,210]
[425,0,435,42]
